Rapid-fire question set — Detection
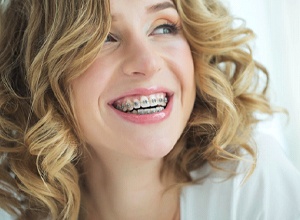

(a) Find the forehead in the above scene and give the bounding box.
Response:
[109,0,176,18]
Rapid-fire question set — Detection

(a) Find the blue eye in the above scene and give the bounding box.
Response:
[152,23,179,35]
[105,33,117,43]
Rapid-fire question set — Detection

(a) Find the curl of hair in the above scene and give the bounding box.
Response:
[0,0,274,219]
[0,0,110,219]
[163,0,274,181]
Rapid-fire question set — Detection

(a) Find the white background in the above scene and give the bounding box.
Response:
[224,0,300,170]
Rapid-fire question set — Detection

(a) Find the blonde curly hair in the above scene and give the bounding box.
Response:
[0,0,273,219]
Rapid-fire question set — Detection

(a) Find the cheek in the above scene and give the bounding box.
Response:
[173,41,196,113]
[168,40,195,91]
[70,60,111,134]
[71,57,114,107]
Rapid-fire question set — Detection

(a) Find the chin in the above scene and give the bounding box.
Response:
[131,134,179,160]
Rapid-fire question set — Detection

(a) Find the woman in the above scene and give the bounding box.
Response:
[0,0,299,219]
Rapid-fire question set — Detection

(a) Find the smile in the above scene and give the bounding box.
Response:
[112,93,169,115]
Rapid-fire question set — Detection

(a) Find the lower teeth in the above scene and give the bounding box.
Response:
[133,106,164,115]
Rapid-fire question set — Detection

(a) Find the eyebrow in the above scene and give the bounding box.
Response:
[147,1,176,14]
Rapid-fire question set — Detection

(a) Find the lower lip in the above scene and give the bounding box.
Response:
[110,96,173,124]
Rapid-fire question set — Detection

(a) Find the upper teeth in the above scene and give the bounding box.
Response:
[113,93,168,113]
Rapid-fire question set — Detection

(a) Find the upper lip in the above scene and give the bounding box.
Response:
[108,86,173,105]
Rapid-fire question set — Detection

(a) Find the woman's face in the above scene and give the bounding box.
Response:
[71,0,196,160]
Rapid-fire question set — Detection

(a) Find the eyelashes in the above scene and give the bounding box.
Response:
[104,33,117,43]
[151,22,180,35]
[104,21,181,43]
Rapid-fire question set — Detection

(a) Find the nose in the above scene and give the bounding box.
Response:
[121,38,162,77]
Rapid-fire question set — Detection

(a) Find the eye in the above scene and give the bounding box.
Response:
[104,33,117,43]
[151,23,179,35]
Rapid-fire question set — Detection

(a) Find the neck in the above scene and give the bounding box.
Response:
[81,148,180,220]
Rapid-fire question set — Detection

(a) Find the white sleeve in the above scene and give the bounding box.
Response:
[233,133,300,219]
[181,133,300,220]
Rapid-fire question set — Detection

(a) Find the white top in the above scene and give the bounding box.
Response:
[1,134,300,220]
[180,133,300,220]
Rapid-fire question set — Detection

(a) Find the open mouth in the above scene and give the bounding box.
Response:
[112,93,169,115]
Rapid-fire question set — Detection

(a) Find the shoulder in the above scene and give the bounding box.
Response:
[180,133,300,220]
[235,133,300,219]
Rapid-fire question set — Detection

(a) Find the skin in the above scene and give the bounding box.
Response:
[71,0,196,219]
